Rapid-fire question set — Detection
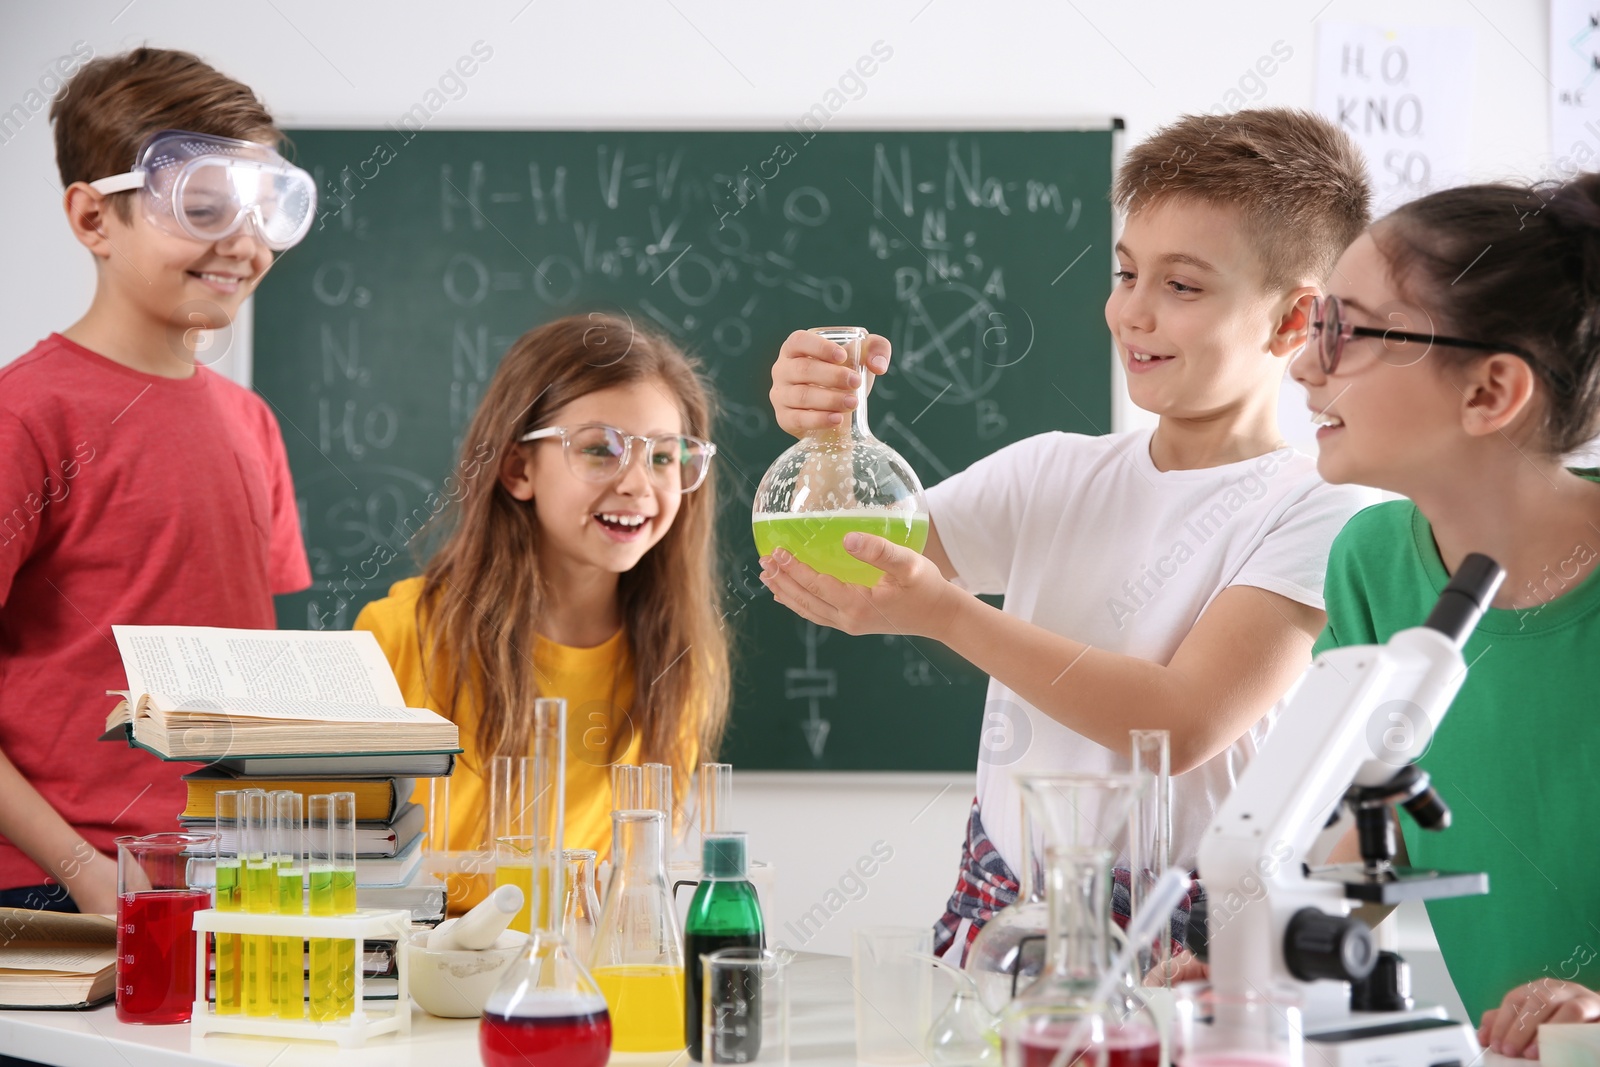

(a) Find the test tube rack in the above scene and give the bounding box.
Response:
[189,908,412,1048]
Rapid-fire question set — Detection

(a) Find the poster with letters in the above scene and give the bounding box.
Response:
[1314,22,1475,214]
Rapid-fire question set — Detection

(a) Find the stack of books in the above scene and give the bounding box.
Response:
[102,625,461,923]
[178,770,427,895]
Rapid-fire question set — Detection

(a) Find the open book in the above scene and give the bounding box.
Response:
[104,626,460,760]
[0,908,116,1009]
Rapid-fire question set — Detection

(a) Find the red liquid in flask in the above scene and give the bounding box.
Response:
[116,889,210,1024]
[1015,1022,1162,1067]
[480,998,612,1067]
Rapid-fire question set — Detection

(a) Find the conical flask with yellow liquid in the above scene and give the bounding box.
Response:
[590,808,686,1052]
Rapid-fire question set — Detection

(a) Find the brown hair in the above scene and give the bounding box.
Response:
[417,313,729,807]
[1373,174,1600,455]
[50,47,282,222]
[1114,108,1371,289]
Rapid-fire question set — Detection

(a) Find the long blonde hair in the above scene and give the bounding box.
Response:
[416,313,729,800]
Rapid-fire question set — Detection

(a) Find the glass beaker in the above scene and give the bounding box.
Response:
[853,926,933,1065]
[480,926,613,1067]
[1173,986,1303,1067]
[702,948,789,1065]
[965,802,1049,1015]
[115,831,216,1025]
[592,808,686,1052]
[562,848,602,965]
[1001,774,1160,1067]
[751,325,929,587]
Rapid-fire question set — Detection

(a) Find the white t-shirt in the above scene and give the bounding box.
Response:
[925,428,1378,876]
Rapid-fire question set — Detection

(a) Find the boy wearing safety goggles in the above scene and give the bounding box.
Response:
[0,48,313,913]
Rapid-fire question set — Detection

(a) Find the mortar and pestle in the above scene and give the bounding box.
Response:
[406,884,529,1018]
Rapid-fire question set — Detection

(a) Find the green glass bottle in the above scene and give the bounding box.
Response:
[683,832,764,1062]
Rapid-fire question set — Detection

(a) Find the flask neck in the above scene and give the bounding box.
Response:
[567,855,595,891]
[614,812,666,879]
[810,341,873,444]
[1045,846,1113,983]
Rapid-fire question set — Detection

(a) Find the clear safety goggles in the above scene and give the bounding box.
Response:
[89,129,316,250]
[519,423,717,494]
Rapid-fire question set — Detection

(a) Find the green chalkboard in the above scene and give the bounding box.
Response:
[253,127,1115,771]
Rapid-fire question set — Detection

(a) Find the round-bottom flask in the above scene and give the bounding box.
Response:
[752,326,929,587]
[480,927,611,1067]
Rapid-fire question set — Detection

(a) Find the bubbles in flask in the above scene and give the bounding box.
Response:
[752,326,929,587]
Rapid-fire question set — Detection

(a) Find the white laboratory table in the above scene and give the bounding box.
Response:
[0,952,851,1067]
[0,953,1526,1067]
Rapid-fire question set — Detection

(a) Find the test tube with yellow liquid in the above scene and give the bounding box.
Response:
[270,791,306,1019]
[213,790,243,1015]
[240,790,275,1017]
[309,792,357,1020]
[492,836,550,937]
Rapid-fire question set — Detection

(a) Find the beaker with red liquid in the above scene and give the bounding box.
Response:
[115,831,216,1025]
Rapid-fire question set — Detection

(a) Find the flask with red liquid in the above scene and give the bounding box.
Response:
[115,831,216,1025]
[1000,775,1162,1067]
[479,698,612,1067]
[479,927,612,1067]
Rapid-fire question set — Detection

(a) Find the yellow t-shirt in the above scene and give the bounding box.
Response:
[354,577,639,912]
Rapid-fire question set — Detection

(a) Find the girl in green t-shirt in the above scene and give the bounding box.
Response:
[1294,172,1600,1059]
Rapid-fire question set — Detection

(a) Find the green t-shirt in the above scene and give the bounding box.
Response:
[1313,491,1600,1024]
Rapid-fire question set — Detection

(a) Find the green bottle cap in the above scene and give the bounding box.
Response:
[702,832,748,879]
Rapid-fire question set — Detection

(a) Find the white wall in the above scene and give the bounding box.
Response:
[0,0,1556,448]
[0,1,1553,974]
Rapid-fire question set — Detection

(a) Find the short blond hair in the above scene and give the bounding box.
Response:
[1114,108,1371,288]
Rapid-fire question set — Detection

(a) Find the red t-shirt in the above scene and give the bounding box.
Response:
[0,334,311,888]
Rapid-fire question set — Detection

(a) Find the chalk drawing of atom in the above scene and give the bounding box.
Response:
[893,282,1013,405]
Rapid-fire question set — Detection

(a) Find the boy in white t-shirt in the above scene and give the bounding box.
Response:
[760,109,1381,961]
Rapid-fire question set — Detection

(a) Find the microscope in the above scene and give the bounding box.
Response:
[1196,553,1505,1066]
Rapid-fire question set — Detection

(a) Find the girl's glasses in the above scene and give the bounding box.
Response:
[1309,294,1537,376]
[519,423,716,494]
